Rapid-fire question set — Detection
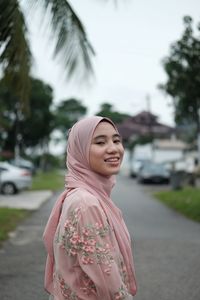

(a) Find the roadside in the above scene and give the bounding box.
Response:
[114,175,200,300]
[132,177,200,223]
[154,187,200,222]
[0,190,53,245]
[0,190,53,210]
[0,169,64,245]
[0,191,59,300]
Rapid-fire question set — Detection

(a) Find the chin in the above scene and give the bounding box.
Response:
[97,166,121,176]
[108,168,121,176]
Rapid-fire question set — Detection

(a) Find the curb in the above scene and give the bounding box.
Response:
[0,190,53,210]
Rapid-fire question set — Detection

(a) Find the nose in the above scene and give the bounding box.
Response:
[106,141,118,153]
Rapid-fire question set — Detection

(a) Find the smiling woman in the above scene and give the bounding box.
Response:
[89,121,124,176]
[43,116,137,300]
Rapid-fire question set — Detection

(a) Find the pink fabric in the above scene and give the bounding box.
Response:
[43,116,137,299]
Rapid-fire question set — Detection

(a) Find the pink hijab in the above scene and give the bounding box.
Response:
[43,116,137,295]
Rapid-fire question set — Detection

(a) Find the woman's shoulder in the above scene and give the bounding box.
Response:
[61,188,109,228]
[64,188,100,211]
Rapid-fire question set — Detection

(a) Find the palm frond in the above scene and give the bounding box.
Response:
[27,0,95,81]
[0,0,32,113]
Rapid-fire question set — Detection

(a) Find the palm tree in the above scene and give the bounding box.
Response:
[0,0,95,112]
[0,0,31,112]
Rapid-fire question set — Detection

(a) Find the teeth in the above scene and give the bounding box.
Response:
[106,158,119,162]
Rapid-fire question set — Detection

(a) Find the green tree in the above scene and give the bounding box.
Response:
[159,16,200,136]
[0,77,54,154]
[1,0,117,112]
[54,98,87,135]
[21,78,54,149]
[0,0,31,113]
[95,102,130,124]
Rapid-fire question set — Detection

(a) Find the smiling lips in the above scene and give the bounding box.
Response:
[104,157,120,163]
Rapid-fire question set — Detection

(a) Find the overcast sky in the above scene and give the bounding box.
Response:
[26,0,200,126]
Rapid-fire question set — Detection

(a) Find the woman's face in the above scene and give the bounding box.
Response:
[89,121,124,176]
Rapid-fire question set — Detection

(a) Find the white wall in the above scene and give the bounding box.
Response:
[133,144,152,160]
[133,144,184,164]
[153,149,184,163]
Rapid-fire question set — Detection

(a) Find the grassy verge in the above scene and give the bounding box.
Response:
[154,187,200,222]
[0,169,65,245]
[31,169,64,191]
[0,208,31,245]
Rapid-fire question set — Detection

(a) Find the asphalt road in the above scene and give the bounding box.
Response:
[113,175,200,300]
[0,175,200,300]
[0,191,58,300]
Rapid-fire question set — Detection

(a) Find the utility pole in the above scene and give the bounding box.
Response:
[146,94,155,161]
[146,93,151,113]
[146,93,152,135]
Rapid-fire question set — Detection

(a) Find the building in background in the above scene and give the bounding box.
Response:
[117,111,174,144]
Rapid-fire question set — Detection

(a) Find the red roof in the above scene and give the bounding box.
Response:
[117,110,174,140]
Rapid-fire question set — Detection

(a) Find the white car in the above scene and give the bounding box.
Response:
[0,162,32,195]
[10,158,36,175]
[137,161,170,184]
[130,158,150,177]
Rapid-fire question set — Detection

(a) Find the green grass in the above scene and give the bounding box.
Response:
[31,169,65,191]
[0,208,30,244]
[0,169,65,244]
[154,187,200,222]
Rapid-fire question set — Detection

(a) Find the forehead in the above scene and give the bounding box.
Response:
[92,121,117,137]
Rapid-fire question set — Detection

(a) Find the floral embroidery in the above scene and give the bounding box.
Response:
[118,259,129,289]
[58,275,80,300]
[114,285,129,300]
[80,272,97,295]
[54,208,132,300]
[59,207,114,268]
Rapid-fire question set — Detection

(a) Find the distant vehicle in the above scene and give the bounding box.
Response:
[129,158,150,177]
[0,162,32,195]
[9,158,36,175]
[137,161,170,184]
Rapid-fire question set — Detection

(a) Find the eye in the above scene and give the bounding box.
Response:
[95,141,105,145]
[113,139,121,144]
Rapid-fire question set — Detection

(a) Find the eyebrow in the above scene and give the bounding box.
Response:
[93,133,122,140]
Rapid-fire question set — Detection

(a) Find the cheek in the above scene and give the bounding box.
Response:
[89,146,103,167]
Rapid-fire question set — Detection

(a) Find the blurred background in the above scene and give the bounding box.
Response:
[0,3,200,300]
[0,0,200,182]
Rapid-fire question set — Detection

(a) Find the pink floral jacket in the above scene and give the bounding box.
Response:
[51,189,134,300]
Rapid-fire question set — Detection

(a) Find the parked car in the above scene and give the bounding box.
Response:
[137,161,170,184]
[130,158,150,177]
[9,158,36,175]
[0,162,32,195]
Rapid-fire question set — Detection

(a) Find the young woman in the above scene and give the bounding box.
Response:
[43,116,137,300]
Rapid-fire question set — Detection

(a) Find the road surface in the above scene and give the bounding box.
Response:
[0,175,200,299]
[113,175,200,300]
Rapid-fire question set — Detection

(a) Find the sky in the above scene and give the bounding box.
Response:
[25,0,200,127]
